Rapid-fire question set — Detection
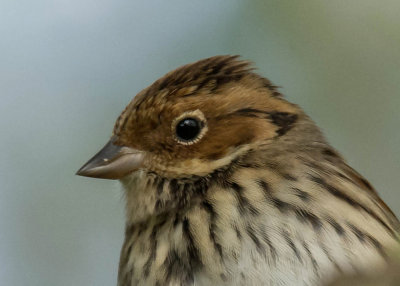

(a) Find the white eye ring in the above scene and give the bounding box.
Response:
[172,110,208,145]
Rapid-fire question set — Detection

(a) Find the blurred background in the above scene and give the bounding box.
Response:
[1,1,399,285]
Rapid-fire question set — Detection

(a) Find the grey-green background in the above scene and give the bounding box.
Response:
[1,1,399,285]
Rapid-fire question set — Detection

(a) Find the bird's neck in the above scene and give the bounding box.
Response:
[118,142,399,286]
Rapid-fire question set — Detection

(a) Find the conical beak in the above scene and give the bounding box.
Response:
[76,137,145,180]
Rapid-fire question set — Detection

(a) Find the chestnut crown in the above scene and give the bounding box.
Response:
[78,55,301,179]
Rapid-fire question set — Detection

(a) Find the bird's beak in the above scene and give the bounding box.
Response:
[76,137,145,180]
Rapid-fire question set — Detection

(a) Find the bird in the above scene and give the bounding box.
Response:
[77,55,400,286]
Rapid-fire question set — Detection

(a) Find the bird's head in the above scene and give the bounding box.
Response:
[77,56,302,181]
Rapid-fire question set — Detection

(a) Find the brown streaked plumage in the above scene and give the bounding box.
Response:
[77,55,400,286]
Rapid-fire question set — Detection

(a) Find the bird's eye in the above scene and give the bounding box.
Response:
[172,110,207,145]
[176,118,201,142]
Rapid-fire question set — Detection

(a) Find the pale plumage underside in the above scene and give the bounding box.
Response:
[118,137,399,286]
[95,56,400,286]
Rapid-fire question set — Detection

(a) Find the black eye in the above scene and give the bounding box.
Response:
[176,118,201,142]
